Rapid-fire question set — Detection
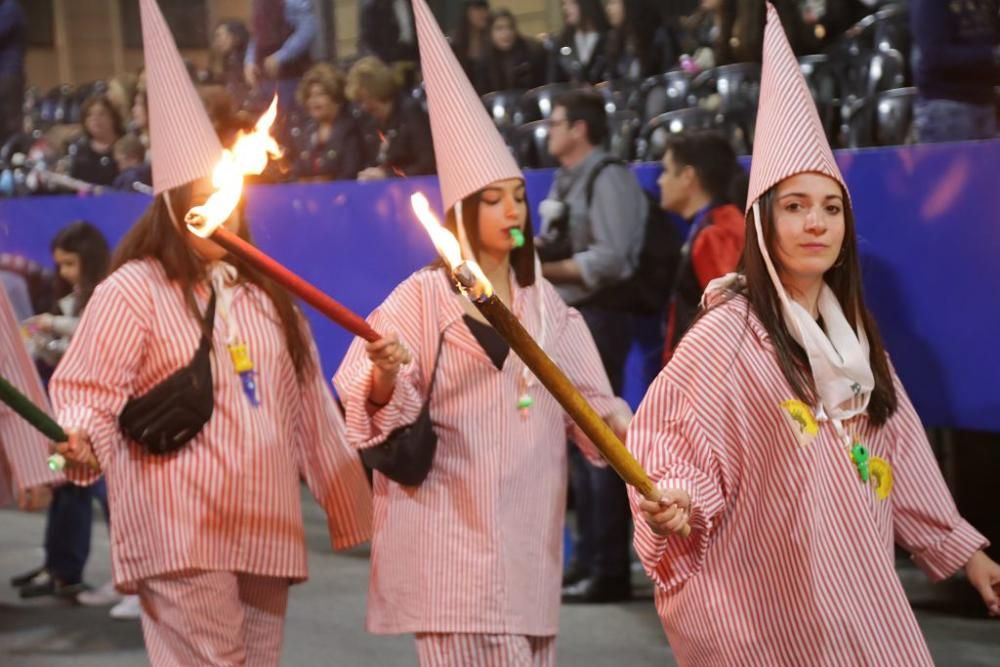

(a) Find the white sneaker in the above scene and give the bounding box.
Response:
[77,581,122,606]
[109,594,142,620]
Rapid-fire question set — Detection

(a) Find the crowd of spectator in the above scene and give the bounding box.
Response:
[0,0,997,198]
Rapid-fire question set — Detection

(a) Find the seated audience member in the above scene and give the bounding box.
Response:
[482,9,547,93]
[346,56,436,180]
[67,96,124,187]
[291,63,365,181]
[451,0,493,93]
[556,0,611,84]
[111,135,151,192]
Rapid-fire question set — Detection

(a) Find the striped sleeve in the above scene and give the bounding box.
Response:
[333,276,428,449]
[626,375,726,593]
[51,275,148,484]
[888,369,988,580]
[0,288,62,501]
[294,332,373,550]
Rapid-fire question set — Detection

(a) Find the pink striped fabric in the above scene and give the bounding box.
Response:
[51,259,372,592]
[138,569,289,667]
[626,295,988,666]
[412,0,523,213]
[0,287,62,506]
[415,633,556,667]
[333,268,629,637]
[140,0,223,194]
[746,2,845,212]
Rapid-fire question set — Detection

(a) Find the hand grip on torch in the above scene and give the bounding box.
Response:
[0,375,100,473]
[454,266,691,538]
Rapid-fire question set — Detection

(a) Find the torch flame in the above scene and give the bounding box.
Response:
[410,192,493,300]
[186,97,283,237]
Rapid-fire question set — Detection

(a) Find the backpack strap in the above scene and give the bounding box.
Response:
[584,156,627,207]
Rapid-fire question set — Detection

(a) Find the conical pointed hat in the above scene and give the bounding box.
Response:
[141,0,223,195]
[413,0,522,213]
[746,2,845,212]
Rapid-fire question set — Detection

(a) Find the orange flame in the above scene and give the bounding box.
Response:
[410,193,493,299]
[186,97,282,237]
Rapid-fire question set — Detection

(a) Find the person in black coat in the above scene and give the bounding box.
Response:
[604,0,679,81]
[555,0,612,84]
[346,56,436,179]
[291,63,365,181]
[67,96,124,188]
[481,10,547,93]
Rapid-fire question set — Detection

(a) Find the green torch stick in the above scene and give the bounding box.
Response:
[0,373,74,472]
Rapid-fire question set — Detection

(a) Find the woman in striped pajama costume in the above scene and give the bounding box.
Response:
[630,5,1000,666]
[50,178,373,666]
[335,174,631,667]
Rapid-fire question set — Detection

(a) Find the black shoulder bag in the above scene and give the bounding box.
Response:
[118,290,216,455]
[359,335,444,487]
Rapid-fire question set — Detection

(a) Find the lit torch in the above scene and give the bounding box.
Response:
[183,98,379,342]
[410,193,690,537]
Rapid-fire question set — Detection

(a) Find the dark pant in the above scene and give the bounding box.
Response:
[43,479,109,585]
[568,305,633,579]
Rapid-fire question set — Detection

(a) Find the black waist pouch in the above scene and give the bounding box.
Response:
[118,291,216,455]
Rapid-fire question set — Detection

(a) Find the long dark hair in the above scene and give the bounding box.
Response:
[436,185,537,288]
[605,0,662,78]
[50,221,110,315]
[111,183,312,380]
[452,1,490,57]
[732,184,897,425]
[561,0,611,37]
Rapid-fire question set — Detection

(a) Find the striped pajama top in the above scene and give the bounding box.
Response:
[627,294,988,666]
[51,259,372,592]
[334,267,630,635]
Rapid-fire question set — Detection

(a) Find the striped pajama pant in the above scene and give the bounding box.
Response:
[415,633,556,667]
[137,570,290,667]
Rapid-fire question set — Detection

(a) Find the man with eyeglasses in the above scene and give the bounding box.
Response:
[537,88,646,604]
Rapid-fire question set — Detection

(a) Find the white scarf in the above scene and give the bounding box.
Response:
[703,200,873,425]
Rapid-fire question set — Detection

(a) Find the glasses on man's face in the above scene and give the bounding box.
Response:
[546,117,569,128]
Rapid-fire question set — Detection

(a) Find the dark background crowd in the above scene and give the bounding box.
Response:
[0,0,997,198]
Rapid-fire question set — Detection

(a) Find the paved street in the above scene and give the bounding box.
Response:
[2,496,998,666]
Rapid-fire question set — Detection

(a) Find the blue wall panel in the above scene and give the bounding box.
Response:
[2,140,998,431]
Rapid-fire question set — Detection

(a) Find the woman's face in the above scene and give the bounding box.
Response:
[605,0,625,28]
[700,0,722,12]
[183,178,242,262]
[306,83,338,122]
[212,25,234,54]
[771,172,846,291]
[85,103,116,141]
[562,0,581,27]
[53,249,82,288]
[491,16,516,51]
[477,178,527,260]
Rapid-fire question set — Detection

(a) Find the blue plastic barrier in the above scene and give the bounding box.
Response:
[2,140,998,431]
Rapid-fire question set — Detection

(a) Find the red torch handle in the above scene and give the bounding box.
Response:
[209,227,381,342]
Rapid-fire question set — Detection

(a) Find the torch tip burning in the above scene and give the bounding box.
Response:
[410,193,494,300]
[186,96,282,238]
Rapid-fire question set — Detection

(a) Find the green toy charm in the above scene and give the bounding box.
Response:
[850,442,870,483]
[509,228,525,248]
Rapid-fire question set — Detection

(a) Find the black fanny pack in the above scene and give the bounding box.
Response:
[118,291,216,455]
